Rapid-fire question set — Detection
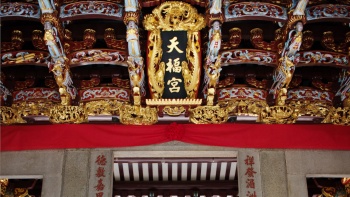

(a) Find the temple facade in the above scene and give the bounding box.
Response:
[1,0,350,196]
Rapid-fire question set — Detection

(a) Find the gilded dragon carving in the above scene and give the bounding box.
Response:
[146,29,164,98]
[183,31,201,98]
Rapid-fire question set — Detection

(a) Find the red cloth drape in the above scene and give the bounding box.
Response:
[1,123,350,151]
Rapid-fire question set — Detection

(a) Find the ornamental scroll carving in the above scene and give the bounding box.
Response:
[144,1,206,99]
[224,2,287,22]
[60,1,123,20]
[0,2,40,19]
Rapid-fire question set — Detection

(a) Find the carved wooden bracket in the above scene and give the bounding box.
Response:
[222,27,241,50]
[250,28,281,52]
[322,31,350,54]
[311,76,334,91]
[80,74,101,89]
[245,74,268,89]
[64,29,96,54]
[104,28,127,50]
[300,30,314,51]
[45,75,58,89]
[14,75,36,90]
[1,30,24,52]
[112,74,131,89]
[32,30,47,51]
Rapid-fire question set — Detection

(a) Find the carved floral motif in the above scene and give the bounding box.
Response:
[112,77,130,89]
[49,105,87,124]
[217,86,267,101]
[119,105,158,125]
[225,2,287,22]
[221,49,277,66]
[306,4,350,21]
[323,107,350,125]
[79,87,129,102]
[0,106,26,124]
[84,100,123,115]
[69,49,126,65]
[0,2,40,19]
[259,106,299,124]
[1,51,49,65]
[296,51,349,67]
[189,105,229,124]
[60,1,123,20]
[12,88,60,103]
[287,88,334,104]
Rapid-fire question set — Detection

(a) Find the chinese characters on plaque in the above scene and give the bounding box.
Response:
[245,155,257,197]
[160,31,188,98]
[94,154,107,197]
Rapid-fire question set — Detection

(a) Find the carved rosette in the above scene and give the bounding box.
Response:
[119,105,158,125]
[189,105,229,124]
[144,1,206,99]
[49,105,87,124]
[259,106,299,124]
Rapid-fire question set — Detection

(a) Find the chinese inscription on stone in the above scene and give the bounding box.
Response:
[94,154,107,197]
[245,155,257,197]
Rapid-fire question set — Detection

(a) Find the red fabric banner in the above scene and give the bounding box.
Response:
[1,123,350,151]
